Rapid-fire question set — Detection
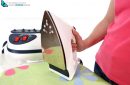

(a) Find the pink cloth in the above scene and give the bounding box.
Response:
[96,0,130,85]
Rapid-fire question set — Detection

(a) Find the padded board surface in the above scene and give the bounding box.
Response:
[0,62,110,85]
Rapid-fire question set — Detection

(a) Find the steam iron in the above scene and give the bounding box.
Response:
[41,10,79,80]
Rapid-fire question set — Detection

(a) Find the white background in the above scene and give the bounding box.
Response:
[0,0,110,71]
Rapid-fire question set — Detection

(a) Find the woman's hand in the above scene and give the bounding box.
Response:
[72,28,85,52]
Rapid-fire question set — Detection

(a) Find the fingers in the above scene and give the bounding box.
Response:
[72,27,83,52]
[72,43,77,52]
[72,29,82,41]
[71,39,77,51]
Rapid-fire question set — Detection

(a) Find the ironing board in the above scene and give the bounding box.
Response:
[0,62,110,85]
